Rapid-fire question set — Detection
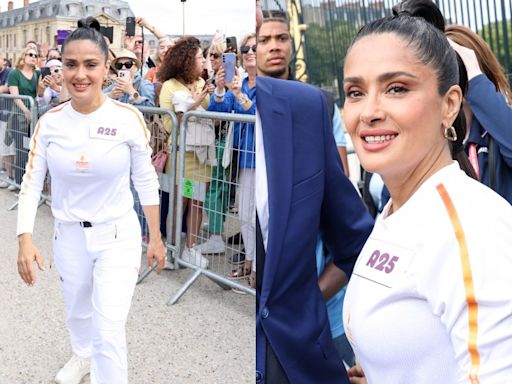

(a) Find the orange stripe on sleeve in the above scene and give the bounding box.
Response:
[21,120,42,189]
[111,100,150,145]
[436,183,480,384]
[21,104,68,193]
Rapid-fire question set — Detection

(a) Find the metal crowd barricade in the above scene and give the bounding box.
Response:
[2,95,255,303]
[134,106,179,283]
[0,94,38,210]
[168,110,256,305]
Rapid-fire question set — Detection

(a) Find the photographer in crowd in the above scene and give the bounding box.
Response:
[36,59,63,107]
[103,49,155,107]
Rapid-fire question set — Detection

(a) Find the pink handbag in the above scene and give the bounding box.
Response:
[151,150,167,172]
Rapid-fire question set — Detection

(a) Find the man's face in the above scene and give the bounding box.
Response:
[256,21,292,79]
[133,35,144,55]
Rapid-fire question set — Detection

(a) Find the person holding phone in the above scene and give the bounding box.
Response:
[159,36,215,268]
[103,49,155,107]
[16,17,165,383]
[36,59,63,107]
[209,33,256,283]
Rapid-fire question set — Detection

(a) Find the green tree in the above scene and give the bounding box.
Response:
[303,20,358,102]
[478,18,512,76]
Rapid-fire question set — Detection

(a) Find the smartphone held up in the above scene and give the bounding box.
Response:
[118,70,130,79]
[125,17,136,37]
[40,67,51,80]
[222,52,237,83]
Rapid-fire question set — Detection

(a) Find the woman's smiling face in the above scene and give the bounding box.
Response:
[343,32,459,182]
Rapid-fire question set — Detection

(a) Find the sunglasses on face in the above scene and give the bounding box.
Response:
[240,45,257,54]
[134,40,143,45]
[114,61,135,70]
[210,53,220,59]
[26,52,39,58]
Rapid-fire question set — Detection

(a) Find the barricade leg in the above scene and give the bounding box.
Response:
[167,113,256,304]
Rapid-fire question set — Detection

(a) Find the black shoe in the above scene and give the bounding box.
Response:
[227,232,243,245]
[229,252,245,265]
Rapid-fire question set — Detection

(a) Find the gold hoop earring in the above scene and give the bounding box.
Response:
[444,126,457,142]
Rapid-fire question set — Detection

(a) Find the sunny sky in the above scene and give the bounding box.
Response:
[0,0,256,42]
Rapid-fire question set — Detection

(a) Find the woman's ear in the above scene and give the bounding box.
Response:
[442,84,463,128]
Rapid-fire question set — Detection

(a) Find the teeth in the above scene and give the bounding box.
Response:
[364,134,397,143]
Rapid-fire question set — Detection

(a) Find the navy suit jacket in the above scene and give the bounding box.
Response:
[256,77,374,383]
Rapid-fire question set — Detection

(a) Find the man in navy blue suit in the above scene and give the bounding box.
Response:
[256,76,374,384]
[255,5,373,382]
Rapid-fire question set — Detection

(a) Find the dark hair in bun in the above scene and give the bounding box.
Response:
[61,16,109,62]
[392,0,445,32]
[77,16,101,32]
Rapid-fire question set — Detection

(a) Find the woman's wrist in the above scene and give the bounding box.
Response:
[18,233,33,244]
[237,93,250,106]
[214,87,225,98]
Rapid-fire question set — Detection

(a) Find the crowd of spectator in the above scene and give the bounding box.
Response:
[0,16,256,289]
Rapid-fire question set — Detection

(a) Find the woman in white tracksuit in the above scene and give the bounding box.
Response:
[16,17,165,384]
[342,3,512,383]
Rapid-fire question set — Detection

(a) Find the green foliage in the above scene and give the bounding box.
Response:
[303,20,358,101]
[478,18,512,75]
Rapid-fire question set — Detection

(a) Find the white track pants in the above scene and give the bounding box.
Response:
[239,168,255,264]
[53,210,141,384]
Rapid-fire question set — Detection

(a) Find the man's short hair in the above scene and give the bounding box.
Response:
[262,10,289,21]
[258,16,290,34]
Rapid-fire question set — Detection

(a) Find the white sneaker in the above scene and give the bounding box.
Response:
[163,257,176,270]
[7,184,17,191]
[181,247,209,269]
[195,236,226,254]
[54,354,90,384]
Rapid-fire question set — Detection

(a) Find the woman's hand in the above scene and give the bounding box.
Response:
[228,69,242,98]
[37,77,46,96]
[114,76,135,95]
[17,234,45,286]
[44,75,61,93]
[215,66,225,94]
[348,363,367,384]
[448,39,482,81]
[250,270,256,288]
[146,237,166,274]
[23,108,32,122]
[205,83,215,95]
[190,86,208,110]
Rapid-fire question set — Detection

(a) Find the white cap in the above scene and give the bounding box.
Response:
[45,59,62,68]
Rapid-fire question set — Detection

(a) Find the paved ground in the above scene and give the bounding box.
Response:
[0,188,254,384]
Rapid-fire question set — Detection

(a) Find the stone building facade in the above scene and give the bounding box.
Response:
[0,0,139,63]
